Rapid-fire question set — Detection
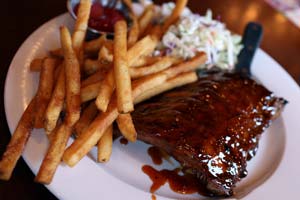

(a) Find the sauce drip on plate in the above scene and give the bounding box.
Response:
[151,194,156,200]
[147,146,164,165]
[142,165,209,195]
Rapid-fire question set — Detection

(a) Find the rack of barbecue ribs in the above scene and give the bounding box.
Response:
[132,71,287,196]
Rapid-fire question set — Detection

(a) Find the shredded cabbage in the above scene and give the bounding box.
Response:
[155,3,243,70]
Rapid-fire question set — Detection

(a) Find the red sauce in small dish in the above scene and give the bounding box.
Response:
[74,2,125,33]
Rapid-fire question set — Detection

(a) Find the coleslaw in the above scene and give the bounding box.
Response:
[154,2,243,70]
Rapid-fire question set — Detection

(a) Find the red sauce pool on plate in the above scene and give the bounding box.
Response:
[142,165,210,196]
[74,2,125,32]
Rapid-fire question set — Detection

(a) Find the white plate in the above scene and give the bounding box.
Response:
[4,13,300,200]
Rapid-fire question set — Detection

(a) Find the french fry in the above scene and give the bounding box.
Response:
[34,58,58,128]
[0,97,37,180]
[50,40,110,60]
[98,44,113,63]
[46,121,62,142]
[74,102,98,137]
[135,71,198,104]
[122,0,133,13]
[163,52,207,79]
[131,73,167,97]
[84,59,108,75]
[72,0,92,56]
[122,0,137,47]
[116,113,137,142]
[95,69,115,112]
[44,65,66,133]
[130,56,181,79]
[81,68,107,88]
[78,48,85,67]
[130,55,161,68]
[84,34,107,54]
[149,25,163,40]
[141,21,154,38]
[35,123,72,184]
[81,81,101,103]
[97,125,113,162]
[50,35,106,58]
[127,14,139,48]
[60,26,81,126]
[162,0,188,33]
[50,48,64,58]
[54,63,63,82]
[63,73,167,167]
[114,20,134,113]
[127,35,158,67]
[29,58,43,71]
[63,98,119,167]
[138,4,154,38]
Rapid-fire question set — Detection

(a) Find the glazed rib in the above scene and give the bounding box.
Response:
[132,71,286,196]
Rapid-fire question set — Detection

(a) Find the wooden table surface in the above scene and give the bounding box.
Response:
[0,0,299,199]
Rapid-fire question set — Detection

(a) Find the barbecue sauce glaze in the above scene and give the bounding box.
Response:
[142,165,210,196]
[133,71,286,196]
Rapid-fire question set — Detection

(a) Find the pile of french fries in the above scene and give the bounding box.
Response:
[0,0,206,184]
